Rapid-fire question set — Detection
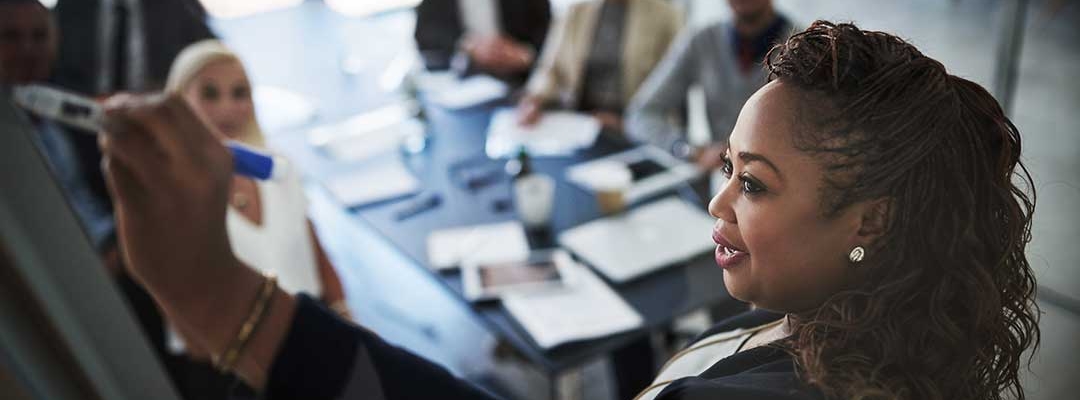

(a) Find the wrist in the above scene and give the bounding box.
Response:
[163,256,262,356]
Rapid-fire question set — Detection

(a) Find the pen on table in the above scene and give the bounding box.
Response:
[11,84,286,181]
[395,193,442,221]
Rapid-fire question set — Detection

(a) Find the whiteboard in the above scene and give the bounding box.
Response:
[0,96,179,399]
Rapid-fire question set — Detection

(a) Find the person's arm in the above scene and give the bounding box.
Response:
[523,10,572,107]
[624,26,700,153]
[268,294,499,400]
[98,93,498,398]
[309,220,350,319]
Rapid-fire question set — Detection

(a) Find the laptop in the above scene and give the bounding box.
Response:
[557,197,717,283]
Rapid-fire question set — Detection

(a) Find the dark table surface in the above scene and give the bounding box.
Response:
[272,100,733,373]
[218,2,734,375]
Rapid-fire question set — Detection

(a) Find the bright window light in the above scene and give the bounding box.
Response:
[198,0,304,19]
[39,0,57,8]
[325,0,420,17]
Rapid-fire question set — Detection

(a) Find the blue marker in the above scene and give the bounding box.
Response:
[11,84,285,181]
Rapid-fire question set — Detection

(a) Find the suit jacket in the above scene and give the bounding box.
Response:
[263,296,824,400]
[51,0,215,94]
[526,0,683,111]
[413,0,552,84]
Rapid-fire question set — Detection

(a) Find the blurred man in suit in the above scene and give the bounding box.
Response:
[51,0,216,95]
[414,0,551,86]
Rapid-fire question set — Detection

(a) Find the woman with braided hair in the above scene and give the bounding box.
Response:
[97,20,1040,399]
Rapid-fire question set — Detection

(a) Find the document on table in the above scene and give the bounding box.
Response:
[253,85,317,134]
[558,197,716,283]
[418,73,509,110]
[485,108,601,159]
[323,156,420,208]
[308,103,422,162]
[502,261,644,349]
[317,119,424,162]
[426,221,531,270]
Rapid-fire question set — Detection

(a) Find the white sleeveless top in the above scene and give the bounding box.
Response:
[168,164,321,354]
[634,320,782,400]
[226,166,322,296]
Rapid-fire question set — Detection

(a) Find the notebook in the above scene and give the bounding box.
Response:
[426,221,532,270]
[484,108,600,158]
[323,157,421,208]
[502,261,643,349]
[557,197,716,282]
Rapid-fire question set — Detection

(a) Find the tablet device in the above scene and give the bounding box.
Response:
[462,249,573,302]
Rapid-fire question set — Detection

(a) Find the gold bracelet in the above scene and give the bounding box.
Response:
[215,272,277,373]
[329,300,350,318]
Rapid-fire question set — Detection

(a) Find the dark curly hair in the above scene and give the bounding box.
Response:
[764,21,1040,400]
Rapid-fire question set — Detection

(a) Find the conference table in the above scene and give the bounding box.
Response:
[269,96,735,396]
[225,3,737,398]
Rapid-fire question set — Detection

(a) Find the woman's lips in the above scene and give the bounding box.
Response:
[712,229,749,269]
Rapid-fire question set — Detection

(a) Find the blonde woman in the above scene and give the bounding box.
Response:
[164,40,349,361]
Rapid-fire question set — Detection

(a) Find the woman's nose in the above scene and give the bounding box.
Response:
[708,176,738,224]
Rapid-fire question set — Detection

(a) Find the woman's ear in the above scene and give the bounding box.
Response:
[856,198,891,245]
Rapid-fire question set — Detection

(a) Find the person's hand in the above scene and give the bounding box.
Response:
[694,143,728,171]
[517,96,544,126]
[464,35,534,75]
[593,111,623,132]
[99,93,262,341]
[100,93,296,389]
[100,93,235,301]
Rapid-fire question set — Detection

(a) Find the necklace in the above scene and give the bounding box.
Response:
[232,191,249,210]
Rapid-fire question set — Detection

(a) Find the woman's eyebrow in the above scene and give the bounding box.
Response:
[738,151,784,180]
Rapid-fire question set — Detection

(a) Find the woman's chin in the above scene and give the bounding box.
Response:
[722,269,752,303]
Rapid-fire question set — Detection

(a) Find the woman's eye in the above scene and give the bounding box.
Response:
[721,157,733,178]
[739,175,766,195]
[233,86,249,100]
[201,85,220,101]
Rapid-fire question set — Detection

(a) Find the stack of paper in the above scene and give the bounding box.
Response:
[253,85,317,134]
[485,108,601,159]
[558,197,716,282]
[323,157,421,208]
[418,73,509,110]
[502,261,643,349]
[308,103,422,162]
[426,221,531,270]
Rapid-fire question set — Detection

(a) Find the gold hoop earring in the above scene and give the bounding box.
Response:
[849,246,865,264]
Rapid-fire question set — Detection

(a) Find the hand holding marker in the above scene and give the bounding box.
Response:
[12,84,286,181]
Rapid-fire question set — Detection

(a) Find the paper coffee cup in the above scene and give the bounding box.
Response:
[514,174,556,227]
[582,161,632,215]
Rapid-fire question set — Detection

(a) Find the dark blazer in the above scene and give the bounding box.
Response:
[413,0,551,84]
[48,0,215,227]
[655,310,824,400]
[51,0,216,95]
[265,296,824,400]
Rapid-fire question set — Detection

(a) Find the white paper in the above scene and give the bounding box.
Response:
[558,197,716,282]
[502,261,644,349]
[426,221,531,270]
[318,119,424,162]
[419,73,509,110]
[485,108,601,158]
[254,85,318,134]
[566,146,699,205]
[324,157,420,207]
